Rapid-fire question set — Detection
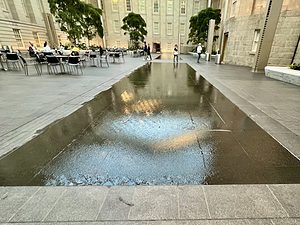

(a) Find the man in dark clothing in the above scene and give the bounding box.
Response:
[144,42,147,59]
[147,44,152,60]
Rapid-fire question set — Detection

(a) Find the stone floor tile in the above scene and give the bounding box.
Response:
[267,131,300,159]
[97,186,135,220]
[104,222,147,225]
[271,218,300,225]
[148,221,194,225]
[128,186,178,220]
[268,184,300,217]
[44,187,108,222]
[206,219,273,225]
[204,185,288,219]
[0,187,38,222]
[178,186,210,219]
[10,187,65,222]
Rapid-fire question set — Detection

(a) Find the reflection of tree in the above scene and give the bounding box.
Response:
[128,63,151,88]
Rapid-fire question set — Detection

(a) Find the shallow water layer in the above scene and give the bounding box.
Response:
[1,63,300,186]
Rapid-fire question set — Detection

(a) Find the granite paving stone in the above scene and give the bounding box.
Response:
[9,187,65,222]
[271,218,300,225]
[44,187,109,222]
[203,185,288,219]
[128,186,178,220]
[178,185,210,219]
[0,187,39,222]
[97,186,135,220]
[268,184,300,217]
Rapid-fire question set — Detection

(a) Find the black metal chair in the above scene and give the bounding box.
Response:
[67,56,83,75]
[99,53,109,67]
[19,55,41,76]
[46,56,61,74]
[6,53,22,70]
[89,53,98,67]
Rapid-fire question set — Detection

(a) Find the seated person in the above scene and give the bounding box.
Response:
[28,42,36,57]
[43,41,51,53]
[71,46,80,56]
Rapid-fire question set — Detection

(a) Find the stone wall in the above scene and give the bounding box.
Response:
[0,0,67,50]
[222,14,264,67]
[268,10,300,66]
[102,0,208,52]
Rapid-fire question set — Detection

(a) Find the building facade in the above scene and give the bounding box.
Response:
[0,0,67,51]
[218,0,300,69]
[100,0,214,53]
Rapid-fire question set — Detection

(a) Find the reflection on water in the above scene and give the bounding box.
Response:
[1,63,300,186]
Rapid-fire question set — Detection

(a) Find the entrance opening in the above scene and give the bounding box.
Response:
[153,43,161,53]
[221,32,228,63]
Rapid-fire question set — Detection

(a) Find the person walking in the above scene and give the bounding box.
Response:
[196,43,202,63]
[173,44,179,63]
[147,43,152,60]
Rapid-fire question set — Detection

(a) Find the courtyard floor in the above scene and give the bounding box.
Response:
[0,54,299,224]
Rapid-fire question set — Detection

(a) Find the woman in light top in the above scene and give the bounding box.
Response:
[173,44,179,63]
[43,41,51,52]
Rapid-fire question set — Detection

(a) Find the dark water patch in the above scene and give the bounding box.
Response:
[0,63,299,186]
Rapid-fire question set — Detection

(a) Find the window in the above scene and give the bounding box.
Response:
[167,43,172,51]
[113,20,120,33]
[180,23,185,35]
[0,0,8,10]
[139,0,145,13]
[180,1,186,15]
[193,0,200,14]
[32,32,41,47]
[251,29,260,52]
[231,0,237,17]
[153,0,159,13]
[112,0,118,11]
[167,0,173,15]
[167,22,173,35]
[13,29,24,48]
[153,22,159,34]
[126,0,131,11]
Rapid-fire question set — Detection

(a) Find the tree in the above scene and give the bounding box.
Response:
[80,3,103,46]
[121,13,147,50]
[188,8,221,44]
[48,0,103,45]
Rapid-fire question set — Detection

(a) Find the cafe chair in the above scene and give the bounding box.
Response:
[6,53,22,70]
[89,52,98,67]
[19,55,41,76]
[99,53,109,68]
[46,56,61,74]
[67,56,83,75]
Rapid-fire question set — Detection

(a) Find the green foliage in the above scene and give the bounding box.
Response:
[188,8,221,44]
[48,0,103,44]
[121,12,147,50]
[289,63,300,70]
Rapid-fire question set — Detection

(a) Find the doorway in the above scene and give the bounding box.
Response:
[221,32,228,63]
[153,43,161,53]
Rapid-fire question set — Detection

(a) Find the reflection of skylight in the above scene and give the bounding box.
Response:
[93,110,216,151]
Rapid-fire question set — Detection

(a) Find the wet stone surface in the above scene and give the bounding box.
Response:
[1,63,300,186]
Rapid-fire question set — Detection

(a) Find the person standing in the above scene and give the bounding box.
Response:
[144,42,147,59]
[196,43,202,63]
[147,43,152,60]
[173,44,179,63]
